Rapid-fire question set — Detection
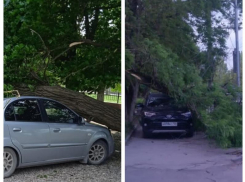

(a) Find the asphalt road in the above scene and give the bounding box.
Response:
[126,126,242,182]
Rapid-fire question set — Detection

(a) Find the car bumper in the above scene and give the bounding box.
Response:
[108,136,115,157]
[140,117,193,133]
[152,130,187,133]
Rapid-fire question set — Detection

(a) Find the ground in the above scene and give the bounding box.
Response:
[5,132,121,182]
[126,126,242,182]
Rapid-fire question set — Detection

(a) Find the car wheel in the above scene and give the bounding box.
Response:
[4,148,17,178]
[88,140,108,165]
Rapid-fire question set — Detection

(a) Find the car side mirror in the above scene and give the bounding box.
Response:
[78,116,85,125]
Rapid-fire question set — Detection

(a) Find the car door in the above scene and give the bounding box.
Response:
[41,99,89,160]
[5,99,51,164]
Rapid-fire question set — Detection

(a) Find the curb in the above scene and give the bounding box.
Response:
[125,123,138,145]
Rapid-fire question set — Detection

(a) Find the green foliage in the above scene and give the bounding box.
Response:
[136,98,144,104]
[4,84,13,91]
[126,0,242,147]
[111,83,121,92]
[125,49,134,70]
[201,89,242,147]
[4,0,121,92]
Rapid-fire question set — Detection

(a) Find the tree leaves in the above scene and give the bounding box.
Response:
[126,0,242,147]
[4,0,121,92]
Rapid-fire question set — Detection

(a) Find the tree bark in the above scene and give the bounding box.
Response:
[128,81,139,123]
[205,1,214,88]
[97,87,105,102]
[16,85,121,131]
[125,76,139,123]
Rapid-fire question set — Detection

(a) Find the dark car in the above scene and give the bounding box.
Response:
[139,93,194,138]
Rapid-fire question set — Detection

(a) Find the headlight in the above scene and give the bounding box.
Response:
[144,112,156,117]
[181,111,191,117]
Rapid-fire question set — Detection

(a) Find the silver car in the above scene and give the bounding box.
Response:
[4,96,114,178]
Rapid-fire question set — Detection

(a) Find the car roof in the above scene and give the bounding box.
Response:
[4,96,49,100]
[3,96,55,103]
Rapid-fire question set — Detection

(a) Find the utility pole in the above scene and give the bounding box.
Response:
[233,48,237,73]
[234,0,240,87]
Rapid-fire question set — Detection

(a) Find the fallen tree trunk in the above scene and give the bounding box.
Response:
[16,85,121,131]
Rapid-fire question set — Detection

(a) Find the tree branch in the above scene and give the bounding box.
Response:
[62,59,108,82]
[52,47,71,62]
[30,29,49,52]
[126,69,169,94]
[30,71,49,85]
[89,4,120,10]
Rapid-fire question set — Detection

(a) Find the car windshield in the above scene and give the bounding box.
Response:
[147,97,174,107]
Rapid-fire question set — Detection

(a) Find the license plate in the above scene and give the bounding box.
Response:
[162,122,177,127]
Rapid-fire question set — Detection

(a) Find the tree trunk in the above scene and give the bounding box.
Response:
[16,85,120,131]
[205,1,214,88]
[125,87,129,121]
[97,87,105,102]
[125,76,139,123]
[128,81,139,123]
[142,86,150,99]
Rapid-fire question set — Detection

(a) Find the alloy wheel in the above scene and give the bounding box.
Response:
[4,151,13,174]
[88,144,105,163]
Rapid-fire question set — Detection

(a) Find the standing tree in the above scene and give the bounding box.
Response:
[4,0,121,131]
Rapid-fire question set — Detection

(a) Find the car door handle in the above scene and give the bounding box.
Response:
[53,128,61,132]
[13,128,22,132]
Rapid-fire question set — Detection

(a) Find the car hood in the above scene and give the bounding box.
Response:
[143,106,191,119]
[144,106,188,113]
[85,122,108,130]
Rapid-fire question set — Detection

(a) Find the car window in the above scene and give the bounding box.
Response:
[5,99,42,122]
[5,104,15,121]
[147,97,172,107]
[43,100,77,124]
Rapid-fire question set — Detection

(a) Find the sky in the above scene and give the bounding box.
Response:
[224,6,243,71]
[189,9,243,71]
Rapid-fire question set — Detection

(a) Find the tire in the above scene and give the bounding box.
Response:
[186,129,194,138]
[88,140,108,165]
[4,148,18,178]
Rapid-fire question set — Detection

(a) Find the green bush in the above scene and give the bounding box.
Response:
[199,88,242,148]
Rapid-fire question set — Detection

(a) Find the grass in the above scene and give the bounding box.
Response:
[86,94,121,104]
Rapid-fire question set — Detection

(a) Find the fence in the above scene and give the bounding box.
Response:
[85,90,121,104]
